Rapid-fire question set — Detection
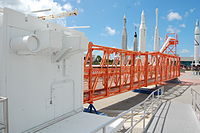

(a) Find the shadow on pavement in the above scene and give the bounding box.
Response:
[99,92,149,117]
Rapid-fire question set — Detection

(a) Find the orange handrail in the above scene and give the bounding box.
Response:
[84,42,180,104]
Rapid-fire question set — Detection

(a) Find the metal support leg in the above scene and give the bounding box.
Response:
[87,104,97,114]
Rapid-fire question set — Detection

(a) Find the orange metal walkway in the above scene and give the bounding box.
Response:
[84,34,180,104]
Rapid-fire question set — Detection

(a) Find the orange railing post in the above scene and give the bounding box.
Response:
[88,42,93,104]
[144,52,148,87]
[155,54,158,84]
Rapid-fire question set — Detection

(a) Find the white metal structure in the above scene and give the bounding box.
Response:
[194,20,200,66]
[67,26,91,29]
[31,9,51,14]
[38,9,78,20]
[159,37,173,53]
[153,8,160,51]
[139,10,146,52]
[0,8,123,133]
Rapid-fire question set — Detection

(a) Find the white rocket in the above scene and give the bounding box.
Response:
[122,15,127,50]
[154,8,160,51]
[194,19,200,66]
[139,10,146,52]
[133,31,138,51]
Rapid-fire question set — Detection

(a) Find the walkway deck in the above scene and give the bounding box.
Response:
[38,112,124,133]
[87,71,200,133]
[146,101,200,133]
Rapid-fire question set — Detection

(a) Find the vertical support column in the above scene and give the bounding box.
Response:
[169,57,171,79]
[137,53,142,88]
[178,57,181,77]
[155,54,158,83]
[171,58,173,79]
[105,50,109,96]
[88,43,93,103]
[144,52,148,87]
[137,57,141,88]
[172,58,174,78]
[174,58,176,78]
[160,56,163,82]
[119,53,122,92]
[130,54,135,90]
[165,57,169,80]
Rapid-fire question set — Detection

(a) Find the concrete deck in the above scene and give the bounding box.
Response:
[85,71,200,133]
[38,112,123,133]
[146,101,200,133]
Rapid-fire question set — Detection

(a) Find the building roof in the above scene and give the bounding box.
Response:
[180,57,193,61]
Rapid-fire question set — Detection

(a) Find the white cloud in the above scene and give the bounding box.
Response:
[190,8,195,13]
[184,11,189,17]
[0,0,76,26]
[179,24,186,28]
[166,25,180,33]
[2,0,66,15]
[100,33,107,36]
[134,1,141,6]
[184,8,195,17]
[105,26,116,36]
[76,0,81,4]
[63,3,72,11]
[112,3,118,8]
[167,12,182,21]
[78,8,84,13]
[181,49,190,54]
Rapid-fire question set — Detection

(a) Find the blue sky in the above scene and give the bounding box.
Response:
[1,0,200,57]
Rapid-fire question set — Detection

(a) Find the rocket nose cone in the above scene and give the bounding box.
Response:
[156,8,158,14]
[124,15,126,19]
[134,32,137,37]
[141,10,145,24]
[196,20,199,26]
[141,10,144,16]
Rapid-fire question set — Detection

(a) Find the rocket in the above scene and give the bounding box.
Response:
[154,8,160,51]
[121,15,127,50]
[194,19,200,66]
[133,31,138,51]
[139,10,146,52]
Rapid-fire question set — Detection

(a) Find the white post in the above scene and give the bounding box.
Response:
[143,103,146,129]
[103,127,106,133]
[131,110,134,130]
[3,98,9,133]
